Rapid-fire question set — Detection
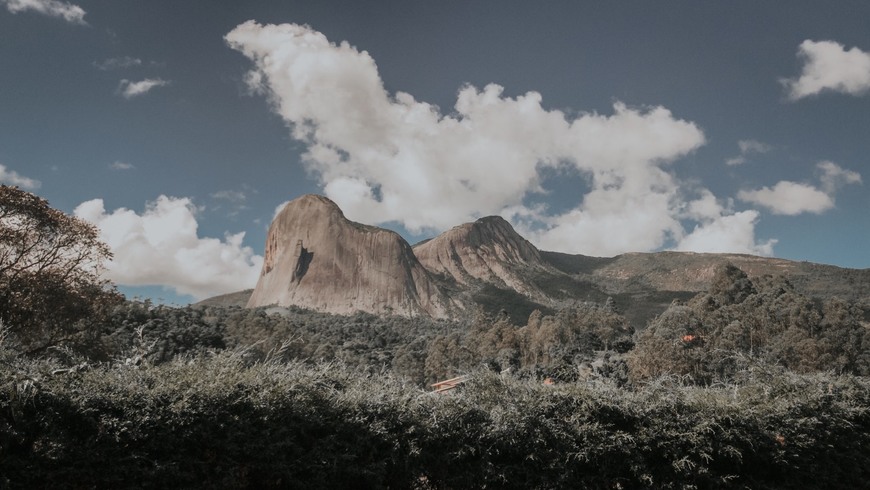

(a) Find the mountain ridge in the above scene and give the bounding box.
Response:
[225,195,869,325]
[413,215,559,304]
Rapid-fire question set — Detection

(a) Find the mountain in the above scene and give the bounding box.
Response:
[246,195,455,317]
[194,289,252,308]
[542,250,870,301]
[235,195,869,326]
[413,216,558,303]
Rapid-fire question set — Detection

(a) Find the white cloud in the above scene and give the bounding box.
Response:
[738,181,833,215]
[1,0,85,24]
[117,78,170,99]
[226,21,774,257]
[0,163,41,189]
[675,211,776,256]
[725,139,772,166]
[782,40,870,100]
[818,160,862,193]
[94,56,142,71]
[737,161,861,216]
[681,189,726,221]
[109,161,134,170]
[74,196,263,300]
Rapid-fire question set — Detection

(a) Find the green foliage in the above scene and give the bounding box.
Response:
[86,262,867,391]
[5,238,869,488]
[471,284,551,324]
[629,263,870,383]
[0,185,122,356]
[2,350,868,488]
[97,300,227,363]
[89,296,638,387]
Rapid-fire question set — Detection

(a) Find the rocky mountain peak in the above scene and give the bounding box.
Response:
[413,214,553,299]
[237,194,870,325]
[247,194,455,317]
[460,215,543,264]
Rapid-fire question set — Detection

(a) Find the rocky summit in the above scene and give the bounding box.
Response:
[413,216,558,303]
[246,195,455,317]
[241,194,870,325]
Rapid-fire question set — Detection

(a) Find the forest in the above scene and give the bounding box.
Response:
[2,184,870,488]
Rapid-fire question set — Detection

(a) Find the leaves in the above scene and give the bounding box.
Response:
[629,263,870,382]
[2,352,868,488]
[1,185,122,355]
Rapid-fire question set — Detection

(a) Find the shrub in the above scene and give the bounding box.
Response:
[2,351,868,488]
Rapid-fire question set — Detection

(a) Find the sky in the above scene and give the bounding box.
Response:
[1,1,869,304]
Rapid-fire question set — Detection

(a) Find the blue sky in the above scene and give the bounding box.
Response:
[1,1,868,304]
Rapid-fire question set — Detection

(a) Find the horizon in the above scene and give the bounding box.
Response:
[2,1,868,305]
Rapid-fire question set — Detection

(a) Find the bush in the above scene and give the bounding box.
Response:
[2,350,868,488]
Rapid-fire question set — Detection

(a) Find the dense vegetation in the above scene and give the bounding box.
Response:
[3,186,870,487]
[4,349,869,488]
[630,264,870,382]
[3,264,869,488]
[80,264,869,387]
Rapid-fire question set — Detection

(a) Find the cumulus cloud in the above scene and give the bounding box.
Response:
[0,163,41,189]
[675,210,776,255]
[738,182,833,216]
[74,196,263,300]
[737,161,861,215]
[1,0,85,24]
[782,40,870,100]
[117,78,170,99]
[725,139,772,166]
[226,20,774,257]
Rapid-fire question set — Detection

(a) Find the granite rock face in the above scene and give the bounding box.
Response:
[243,194,870,324]
[246,195,455,317]
[413,216,557,302]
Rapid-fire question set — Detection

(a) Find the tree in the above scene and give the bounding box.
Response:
[708,263,756,306]
[0,185,121,355]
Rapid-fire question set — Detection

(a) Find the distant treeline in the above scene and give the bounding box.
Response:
[87,263,869,386]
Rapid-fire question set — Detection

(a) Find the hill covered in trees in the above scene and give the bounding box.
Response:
[3,185,870,488]
[4,262,870,487]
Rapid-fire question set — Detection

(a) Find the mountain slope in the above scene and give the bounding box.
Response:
[413,216,559,303]
[544,251,870,303]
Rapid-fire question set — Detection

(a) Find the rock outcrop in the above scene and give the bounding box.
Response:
[239,194,870,325]
[246,195,455,317]
[413,216,558,301]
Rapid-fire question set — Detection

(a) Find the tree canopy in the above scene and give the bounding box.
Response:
[0,185,121,355]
